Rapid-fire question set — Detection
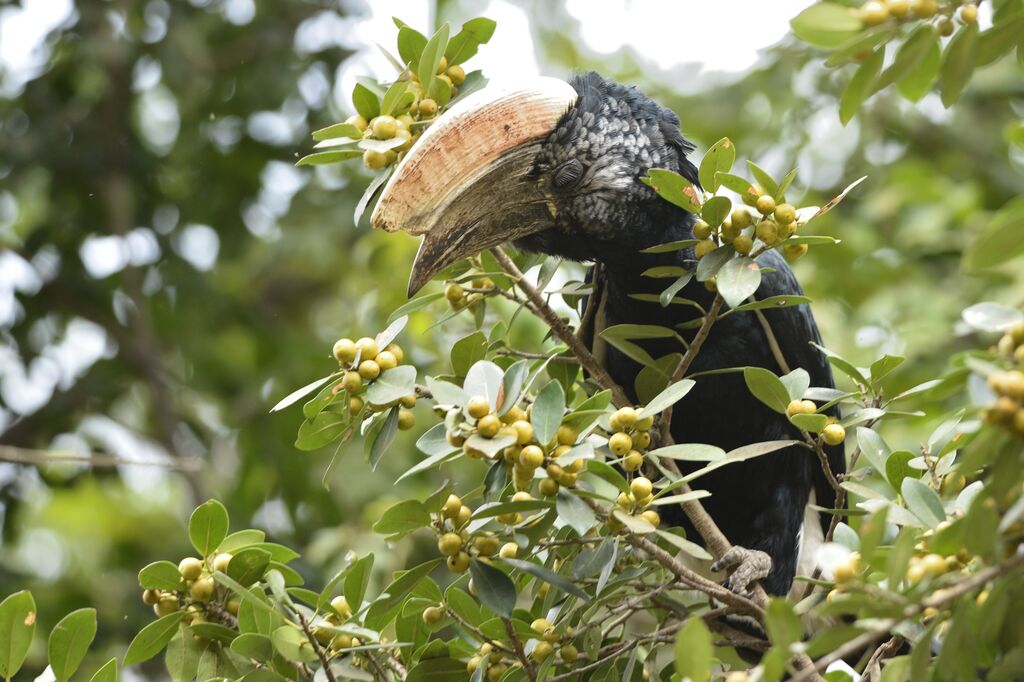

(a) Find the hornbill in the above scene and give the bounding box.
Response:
[372,72,845,597]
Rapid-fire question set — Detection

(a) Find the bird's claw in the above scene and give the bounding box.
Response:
[710,546,772,595]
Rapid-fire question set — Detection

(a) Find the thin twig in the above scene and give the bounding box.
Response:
[489,247,630,406]
[751,306,792,374]
[503,617,536,682]
[444,606,516,656]
[296,612,339,682]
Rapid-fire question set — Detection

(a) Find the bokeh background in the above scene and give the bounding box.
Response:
[1,0,1021,677]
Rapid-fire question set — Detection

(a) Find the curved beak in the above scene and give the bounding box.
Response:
[370,77,578,296]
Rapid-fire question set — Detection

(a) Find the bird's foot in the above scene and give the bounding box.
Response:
[711,546,772,595]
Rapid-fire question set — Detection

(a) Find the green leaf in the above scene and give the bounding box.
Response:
[89,658,117,682]
[556,489,597,536]
[311,122,362,141]
[649,443,725,462]
[417,24,451,95]
[189,499,230,557]
[790,2,863,48]
[463,359,504,409]
[977,13,1024,66]
[885,450,914,491]
[271,626,319,663]
[138,560,186,591]
[746,160,778,198]
[217,529,266,553]
[874,24,939,93]
[124,612,187,665]
[469,560,516,617]
[380,79,409,117]
[0,590,35,680]
[48,608,97,682]
[896,35,940,102]
[373,499,431,538]
[451,331,488,378]
[660,273,694,307]
[673,616,712,682]
[717,256,761,309]
[166,628,201,682]
[397,25,427,67]
[728,294,812,313]
[354,164,394,226]
[645,169,702,212]
[694,243,734,282]
[295,150,362,167]
[364,560,443,630]
[295,410,349,451]
[964,197,1024,271]
[500,557,590,601]
[226,547,272,587]
[638,379,695,419]
[940,24,979,107]
[352,82,380,121]
[602,323,679,340]
[765,598,802,649]
[961,301,1024,332]
[270,375,334,413]
[743,367,790,414]
[901,477,946,527]
[826,25,898,67]
[780,368,810,401]
[716,172,755,200]
[344,554,375,613]
[366,406,399,470]
[531,380,565,446]
[700,195,731,226]
[790,413,829,433]
[445,17,497,64]
[230,633,274,662]
[840,47,884,124]
[498,360,530,415]
[406,658,467,682]
[698,137,735,192]
[366,365,417,406]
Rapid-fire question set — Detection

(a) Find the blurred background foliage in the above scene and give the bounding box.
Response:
[0,0,1021,676]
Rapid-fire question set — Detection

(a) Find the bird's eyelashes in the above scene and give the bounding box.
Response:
[552,158,585,189]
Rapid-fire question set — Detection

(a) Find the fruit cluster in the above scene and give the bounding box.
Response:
[693,190,808,264]
[350,57,467,171]
[983,368,1024,437]
[311,595,366,654]
[460,620,579,679]
[607,476,661,531]
[140,553,239,639]
[606,406,654,472]
[434,493,479,573]
[857,0,978,35]
[786,399,847,445]
[332,336,416,429]
[444,275,496,314]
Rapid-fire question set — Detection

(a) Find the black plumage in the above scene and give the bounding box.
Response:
[515,72,845,595]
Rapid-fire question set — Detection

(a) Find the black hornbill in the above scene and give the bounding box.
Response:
[372,72,845,597]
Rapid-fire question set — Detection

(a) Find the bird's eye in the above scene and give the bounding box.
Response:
[552,159,584,189]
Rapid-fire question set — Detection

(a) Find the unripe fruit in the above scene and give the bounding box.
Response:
[447,64,466,85]
[191,577,216,602]
[487,664,507,682]
[442,494,462,518]
[532,641,554,662]
[822,423,846,446]
[456,505,472,528]
[635,415,654,431]
[959,3,977,24]
[142,589,159,606]
[499,542,518,559]
[833,554,859,584]
[725,672,750,682]
[349,396,365,415]
[609,431,633,456]
[921,553,947,576]
[422,606,443,625]
[358,359,381,380]
[560,643,579,663]
[787,399,812,417]
[563,458,584,474]
[556,424,578,445]
[445,282,464,302]
[385,342,404,363]
[333,338,357,364]
[330,634,353,651]
[531,618,553,634]
[438,532,463,557]
[940,472,966,496]
[755,220,779,244]
[755,194,776,216]
[937,17,954,36]
[352,338,376,361]
[179,557,204,581]
[418,98,438,117]
[742,185,764,207]
[641,510,661,527]
[610,406,638,431]
[694,239,717,259]
[519,444,545,469]
[394,127,413,152]
[470,415,499,440]
[539,478,560,496]
[774,203,796,225]
[887,0,909,18]
[398,409,416,430]
[513,420,535,445]
[399,394,417,409]
[474,535,501,556]
[212,553,233,573]
[634,431,651,449]
[155,595,179,616]
[467,396,491,419]
[630,477,653,501]
[436,56,448,74]
[784,244,809,261]
[346,114,368,131]
[377,350,398,371]
[330,595,352,618]
[723,233,751,257]
[447,551,470,573]
[860,0,890,25]
[466,656,481,674]
[692,220,712,240]
[371,115,397,139]
[623,451,644,472]
[731,209,752,229]
[363,149,388,170]
[342,371,363,392]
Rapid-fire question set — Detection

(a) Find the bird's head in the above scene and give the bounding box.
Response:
[371,71,699,295]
